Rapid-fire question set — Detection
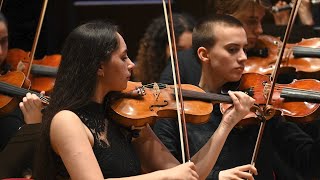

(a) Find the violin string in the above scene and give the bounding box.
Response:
[264,84,320,96]
[0,82,50,103]
[0,82,33,95]
[143,83,167,89]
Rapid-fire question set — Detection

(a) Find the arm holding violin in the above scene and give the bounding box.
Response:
[0,92,43,150]
[150,91,256,179]
[272,1,290,25]
[298,0,314,26]
[272,0,314,26]
[189,91,257,180]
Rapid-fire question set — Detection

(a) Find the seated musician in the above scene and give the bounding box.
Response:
[0,12,43,178]
[133,13,195,84]
[159,0,311,85]
[154,13,320,180]
[33,20,256,180]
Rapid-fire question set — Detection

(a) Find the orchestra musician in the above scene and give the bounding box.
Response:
[159,0,315,85]
[133,13,195,84]
[154,13,320,179]
[0,12,43,178]
[33,20,256,180]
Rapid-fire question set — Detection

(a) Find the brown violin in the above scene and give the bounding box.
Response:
[110,81,265,128]
[0,71,50,116]
[110,81,214,128]
[4,0,57,93]
[6,48,60,93]
[244,35,320,80]
[221,73,320,124]
[286,38,320,79]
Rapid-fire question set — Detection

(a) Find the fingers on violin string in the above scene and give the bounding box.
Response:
[228,91,240,107]
[229,91,252,110]
[19,102,27,114]
[234,91,255,106]
[22,94,32,111]
[31,93,43,108]
[27,93,39,108]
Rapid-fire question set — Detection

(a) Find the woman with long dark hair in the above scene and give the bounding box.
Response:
[34,20,255,180]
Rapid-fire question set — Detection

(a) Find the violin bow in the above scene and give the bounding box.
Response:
[250,0,302,168]
[0,0,3,11]
[25,0,49,79]
[162,0,191,163]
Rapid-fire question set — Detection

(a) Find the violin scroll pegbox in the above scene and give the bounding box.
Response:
[126,85,146,98]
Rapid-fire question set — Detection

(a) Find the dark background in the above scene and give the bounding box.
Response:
[2,0,319,60]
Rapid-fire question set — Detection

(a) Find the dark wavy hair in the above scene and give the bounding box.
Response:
[133,13,195,84]
[34,20,119,180]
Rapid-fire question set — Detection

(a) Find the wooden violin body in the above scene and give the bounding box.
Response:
[6,48,60,93]
[110,81,213,128]
[286,38,320,79]
[221,73,320,123]
[0,71,50,116]
[244,35,320,80]
[0,71,28,116]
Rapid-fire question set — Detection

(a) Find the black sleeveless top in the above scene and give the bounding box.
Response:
[54,102,141,178]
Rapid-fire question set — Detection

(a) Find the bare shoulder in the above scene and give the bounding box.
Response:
[50,110,90,154]
[51,110,83,131]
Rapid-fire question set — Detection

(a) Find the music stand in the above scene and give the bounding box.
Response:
[0,124,41,179]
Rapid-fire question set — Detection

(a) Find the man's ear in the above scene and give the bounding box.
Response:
[97,63,104,77]
[197,47,210,64]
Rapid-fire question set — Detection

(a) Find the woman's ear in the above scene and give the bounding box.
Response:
[197,47,210,64]
[97,63,104,77]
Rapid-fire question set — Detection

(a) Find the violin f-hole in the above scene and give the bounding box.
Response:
[149,100,169,111]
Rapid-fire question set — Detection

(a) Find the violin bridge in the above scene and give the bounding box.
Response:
[149,82,168,111]
[153,82,160,101]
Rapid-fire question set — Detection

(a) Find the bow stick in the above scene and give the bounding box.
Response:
[162,0,191,163]
[250,0,302,168]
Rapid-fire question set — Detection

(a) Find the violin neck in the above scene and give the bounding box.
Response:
[0,81,50,104]
[180,89,233,103]
[31,64,58,76]
[280,88,320,103]
[292,46,320,58]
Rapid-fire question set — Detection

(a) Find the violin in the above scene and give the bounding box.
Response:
[3,0,56,93]
[109,81,266,128]
[0,71,49,116]
[109,81,214,128]
[244,35,320,80]
[5,48,60,93]
[286,38,320,79]
[220,73,320,124]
